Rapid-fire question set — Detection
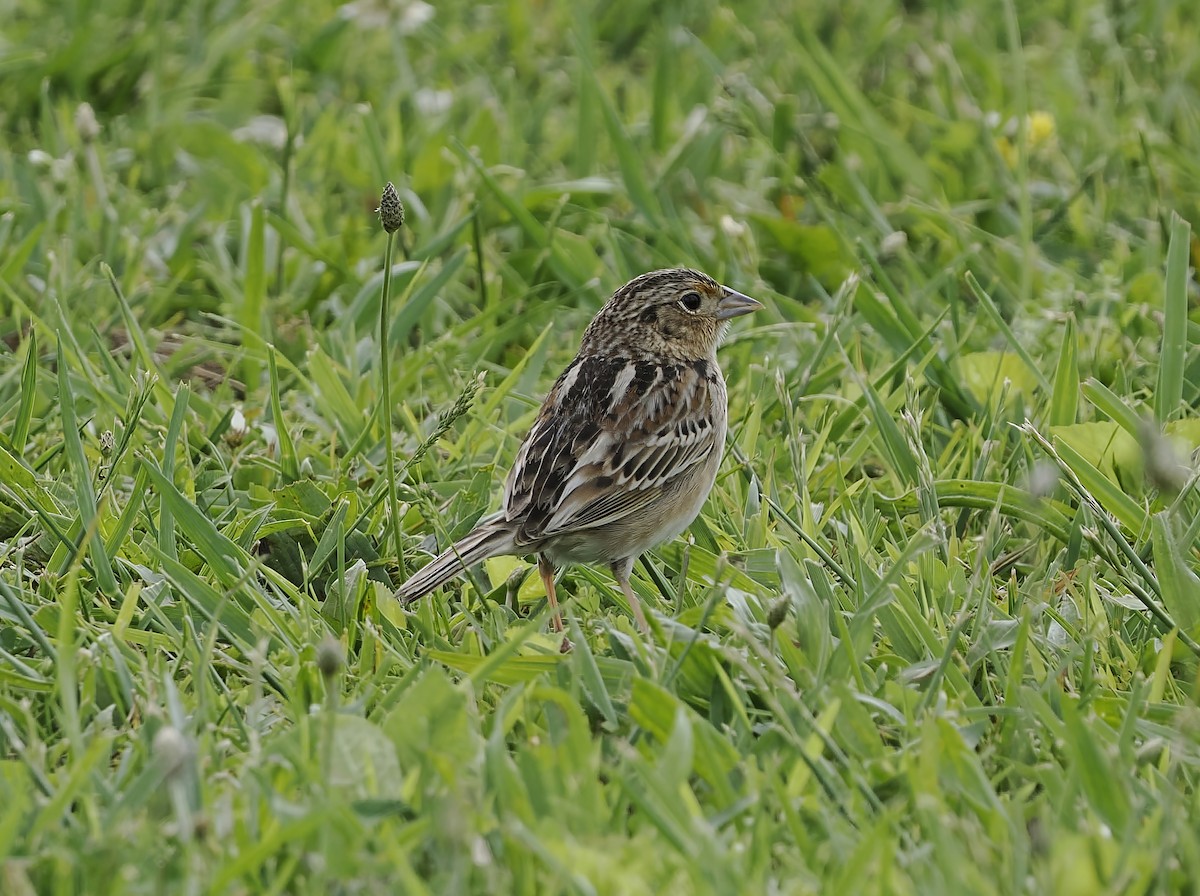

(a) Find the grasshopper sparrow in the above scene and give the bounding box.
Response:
[397,268,762,633]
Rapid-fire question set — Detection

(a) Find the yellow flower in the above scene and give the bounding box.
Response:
[996,135,1017,169]
[1027,110,1056,147]
[994,111,1057,168]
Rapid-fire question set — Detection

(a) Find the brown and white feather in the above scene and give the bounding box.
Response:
[503,355,726,548]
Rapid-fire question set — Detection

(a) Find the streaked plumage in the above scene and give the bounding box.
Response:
[396,268,762,635]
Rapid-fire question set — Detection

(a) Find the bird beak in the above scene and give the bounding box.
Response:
[715,287,764,320]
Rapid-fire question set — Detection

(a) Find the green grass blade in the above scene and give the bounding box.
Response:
[1081,378,1143,437]
[453,141,595,291]
[306,345,368,444]
[1150,512,1200,634]
[427,649,566,687]
[308,497,350,581]
[575,37,663,226]
[102,263,176,414]
[268,346,299,482]
[877,478,1073,545]
[1049,316,1079,425]
[790,19,932,195]
[12,328,37,454]
[140,457,245,585]
[157,383,190,560]
[104,463,149,558]
[1061,696,1131,833]
[56,333,118,597]
[0,442,41,495]
[239,200,268,390]
[965,272,1051,393]
[0,221,44,283]
[858,378,918,484]
[390,255,457,347]
[567,611,618,728]
[1052,437,1148,535]
[1155,212,1191,423]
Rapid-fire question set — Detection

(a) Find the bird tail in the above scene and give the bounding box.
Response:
[396,518,516,604]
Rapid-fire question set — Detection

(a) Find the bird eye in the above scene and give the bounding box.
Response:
[679,291,703,312]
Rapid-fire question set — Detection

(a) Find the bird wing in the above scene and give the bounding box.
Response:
[502,355,724,544]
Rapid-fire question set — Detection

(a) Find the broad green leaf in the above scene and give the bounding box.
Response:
[304,716,404,801]
[1050,422,1141,487]
[381,666,481,777]
[567,613,617,727]
[957,351,1040,406]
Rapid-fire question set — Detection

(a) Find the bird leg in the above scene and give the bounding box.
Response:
[537,554,563,633]
[611,559,650,633]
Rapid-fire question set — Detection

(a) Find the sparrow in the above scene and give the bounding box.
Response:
[396,268,763,634]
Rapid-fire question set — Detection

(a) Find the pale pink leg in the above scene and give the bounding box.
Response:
[611,559,649,632]
[538,554,563,633]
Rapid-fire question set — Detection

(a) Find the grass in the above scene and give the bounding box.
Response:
[2,0,1200,891]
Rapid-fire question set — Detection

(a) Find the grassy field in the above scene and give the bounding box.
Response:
[3,0,1200,891]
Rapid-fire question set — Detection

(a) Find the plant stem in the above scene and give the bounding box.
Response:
[379,232,404,570]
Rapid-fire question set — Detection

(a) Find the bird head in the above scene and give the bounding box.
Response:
[580,268,763,362]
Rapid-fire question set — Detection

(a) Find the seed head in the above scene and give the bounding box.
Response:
[153,725,191,779]
[505,565,527,611]
[316,633,345,680]
[75,102,100,143]
[767,597,789,631]
[378,182,405,233]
